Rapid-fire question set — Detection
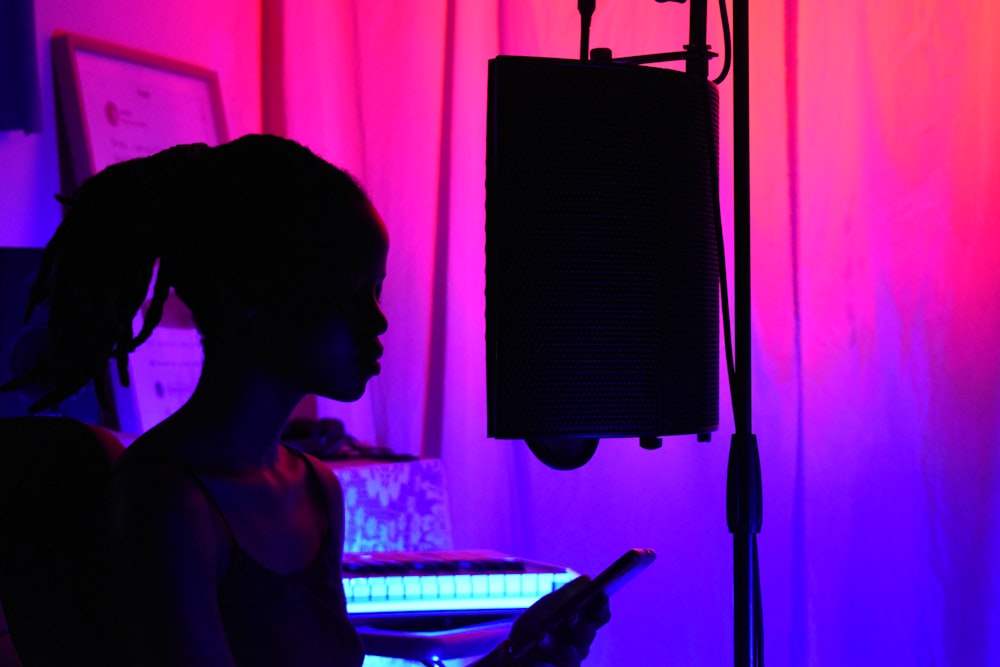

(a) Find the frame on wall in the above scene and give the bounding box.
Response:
[51,32,229,434]
[51,31,229,188]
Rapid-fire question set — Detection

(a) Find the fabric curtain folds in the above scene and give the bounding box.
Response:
[265,2,1000,664]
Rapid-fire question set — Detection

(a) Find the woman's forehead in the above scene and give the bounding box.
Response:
[355,202,389,259]
[365,201,389,248]
[332,204,388,270]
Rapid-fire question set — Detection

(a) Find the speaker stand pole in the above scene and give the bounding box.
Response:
[725,0,763,666]
[573,2,762,662]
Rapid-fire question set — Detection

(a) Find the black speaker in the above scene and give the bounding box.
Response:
[0,247,100,421]
[486,56,719,440]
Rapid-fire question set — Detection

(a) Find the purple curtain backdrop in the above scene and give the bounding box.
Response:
[270,1,1000,664]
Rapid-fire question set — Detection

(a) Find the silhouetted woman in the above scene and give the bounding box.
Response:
[5,135,606,666]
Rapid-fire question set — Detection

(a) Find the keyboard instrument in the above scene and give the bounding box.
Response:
[343,550,579,617]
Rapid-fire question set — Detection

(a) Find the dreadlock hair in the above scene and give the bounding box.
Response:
[1,134,374,413]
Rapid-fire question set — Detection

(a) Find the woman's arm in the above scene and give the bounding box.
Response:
[102,462,236,666]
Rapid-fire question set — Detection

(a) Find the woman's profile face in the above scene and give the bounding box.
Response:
[252,203,389,403]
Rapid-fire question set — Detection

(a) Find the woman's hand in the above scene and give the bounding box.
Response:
[482,575,611,666]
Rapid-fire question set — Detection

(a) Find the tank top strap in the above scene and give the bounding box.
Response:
[172,462,240,547]
[281,445,332,526]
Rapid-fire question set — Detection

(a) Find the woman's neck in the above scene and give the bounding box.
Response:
[140,351,307,472]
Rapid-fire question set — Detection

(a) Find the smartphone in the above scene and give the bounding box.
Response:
[509,547,656,658]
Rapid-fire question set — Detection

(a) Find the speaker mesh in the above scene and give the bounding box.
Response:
[486,56,719,439]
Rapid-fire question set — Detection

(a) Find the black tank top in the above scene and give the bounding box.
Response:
[185,447,365,666]
[120,447,365,666]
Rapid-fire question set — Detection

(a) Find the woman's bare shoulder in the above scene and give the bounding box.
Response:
[110,445,203,510]
[99,444,236,664]
[104,445,230,576]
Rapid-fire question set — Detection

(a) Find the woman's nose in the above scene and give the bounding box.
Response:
[371,301,388,334]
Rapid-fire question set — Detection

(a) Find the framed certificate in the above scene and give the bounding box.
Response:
[52,32,229,187]
[51,33,228,434]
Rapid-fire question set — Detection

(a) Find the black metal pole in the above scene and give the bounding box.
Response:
[686,0,710,78]
[726,1,762,666]
[734,0,750,436]
[579,0,595,60]
[586,1,761,663]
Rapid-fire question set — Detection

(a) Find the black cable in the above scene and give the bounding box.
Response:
[715,185,737,422]
[708,77,738,424]
[713,0,732,85]
[706,5,762,661]
[676,0,735,422]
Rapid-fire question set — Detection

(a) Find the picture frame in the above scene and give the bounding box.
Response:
[51,32,229,434]
[51,31,229,187]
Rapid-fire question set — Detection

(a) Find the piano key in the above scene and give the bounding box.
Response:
[419,576,439,598]
[385,576,405,600]
[504,573,522,597]
[471,575,489,597]
[488,574,506,597]
[455,574,473,598]
[368,577,387,600]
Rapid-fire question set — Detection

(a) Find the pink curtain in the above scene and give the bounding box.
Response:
[272,1,1000,664]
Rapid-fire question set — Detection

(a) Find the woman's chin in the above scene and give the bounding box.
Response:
[321,379,372,403]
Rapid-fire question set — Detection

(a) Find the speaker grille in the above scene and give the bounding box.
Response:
[486,56,719,439]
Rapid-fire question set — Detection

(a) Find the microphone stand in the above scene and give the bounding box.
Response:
[579,1,763,665]
[726,1,763,665]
